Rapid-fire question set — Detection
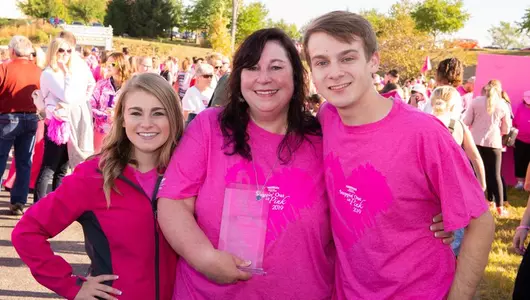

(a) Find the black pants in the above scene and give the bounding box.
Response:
[514,139,530,179]
[514,247,530,299]
[34,125,69,202]
[477,145,503,207]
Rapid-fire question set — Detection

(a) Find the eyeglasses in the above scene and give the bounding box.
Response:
[201,75,214,79]
[214,66,222,70]
[141,64,153,69]
[58,48,72,54]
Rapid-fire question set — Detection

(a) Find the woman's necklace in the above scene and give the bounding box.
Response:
[251,155,279,201]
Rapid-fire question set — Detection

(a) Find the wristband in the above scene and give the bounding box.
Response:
[516,226,530,231]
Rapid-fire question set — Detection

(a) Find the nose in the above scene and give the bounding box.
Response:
[327,62,344,81]
[256,69,272,84]
[139,115,154,128]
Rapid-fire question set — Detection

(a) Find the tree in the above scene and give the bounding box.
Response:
[18,0,68,20]
[68,0,107,23]
[361,3,433,80]
[411,0,470,43]
[489,21,527,49]
[230,0,238,52]
[236,2,268,44]
[209,1,231,56]
[104,0,132,36]
[184,0,231,32]
[520,7,530,35]
[267,19,300,40]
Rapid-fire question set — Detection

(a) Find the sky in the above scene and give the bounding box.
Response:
[257,0,529,47]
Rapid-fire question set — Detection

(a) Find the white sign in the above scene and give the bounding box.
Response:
[59,24,113,50]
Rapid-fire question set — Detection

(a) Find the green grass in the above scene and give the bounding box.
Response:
[112,37,212,61]
[476,188,529,300]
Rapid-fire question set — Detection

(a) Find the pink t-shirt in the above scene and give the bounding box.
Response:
[457,85,473,112]
[133,167,159,198]
[514,105,530,143]
[319,100,488,300]
[158,108,334,300]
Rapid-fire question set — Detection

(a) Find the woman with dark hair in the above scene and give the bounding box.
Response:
[157,28,333,299]
[157,28,451,299]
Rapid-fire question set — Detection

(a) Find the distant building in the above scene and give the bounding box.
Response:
[0,0,27,19]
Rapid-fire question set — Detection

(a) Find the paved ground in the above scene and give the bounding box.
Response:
[0,162,89,299]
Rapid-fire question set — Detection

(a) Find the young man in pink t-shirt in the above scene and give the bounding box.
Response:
[304,11,495,300]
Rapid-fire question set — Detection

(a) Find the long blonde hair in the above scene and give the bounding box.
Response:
[97,73,185,205]
[45,38,72,72]
[484,79,502,115]
[431,86,459,116]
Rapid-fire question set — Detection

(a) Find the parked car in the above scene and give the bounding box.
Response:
[484,45,502,50]
[92,22,103,27]
[72,21,84,25]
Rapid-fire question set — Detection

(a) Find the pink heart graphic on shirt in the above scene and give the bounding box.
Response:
[325,153,394,248]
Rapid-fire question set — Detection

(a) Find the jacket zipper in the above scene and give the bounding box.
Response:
[150,175,163,300]
[115,173,163,300]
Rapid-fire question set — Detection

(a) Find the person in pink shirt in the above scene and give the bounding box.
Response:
[304,11,494,300]
[156,28,452,300]
[463,80,512,216]
[457,76,475,114]
[157,28,335,300]
[513,91,530,189]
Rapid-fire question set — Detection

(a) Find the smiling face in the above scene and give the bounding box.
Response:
[307,32,379,110]
[123,89,170,159]
[240,41,294,118]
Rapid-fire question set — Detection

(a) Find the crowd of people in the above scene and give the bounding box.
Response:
[0,9,529,300]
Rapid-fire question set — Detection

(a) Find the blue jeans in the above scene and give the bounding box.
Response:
[451,228,465,256]
[0,113,38,205]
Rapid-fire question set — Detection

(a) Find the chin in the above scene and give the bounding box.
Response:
[326,97,356,109]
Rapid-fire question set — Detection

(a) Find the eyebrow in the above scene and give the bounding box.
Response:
[311,49,360,61]
[128,107,166,112]
[270,59,286,64]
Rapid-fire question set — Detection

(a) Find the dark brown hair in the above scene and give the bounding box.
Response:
[219,28,321,164]
[303,11,378,64]
[436,58,463,87]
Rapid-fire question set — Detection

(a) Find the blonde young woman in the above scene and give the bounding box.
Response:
[463,80,512,216]
[91,52,132,153]
[432,86,486,190]
[431,86,487,255]
[34,38,88,202]
[13,73,182,300]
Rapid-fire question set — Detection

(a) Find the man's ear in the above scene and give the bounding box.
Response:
[369,52,380,73]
